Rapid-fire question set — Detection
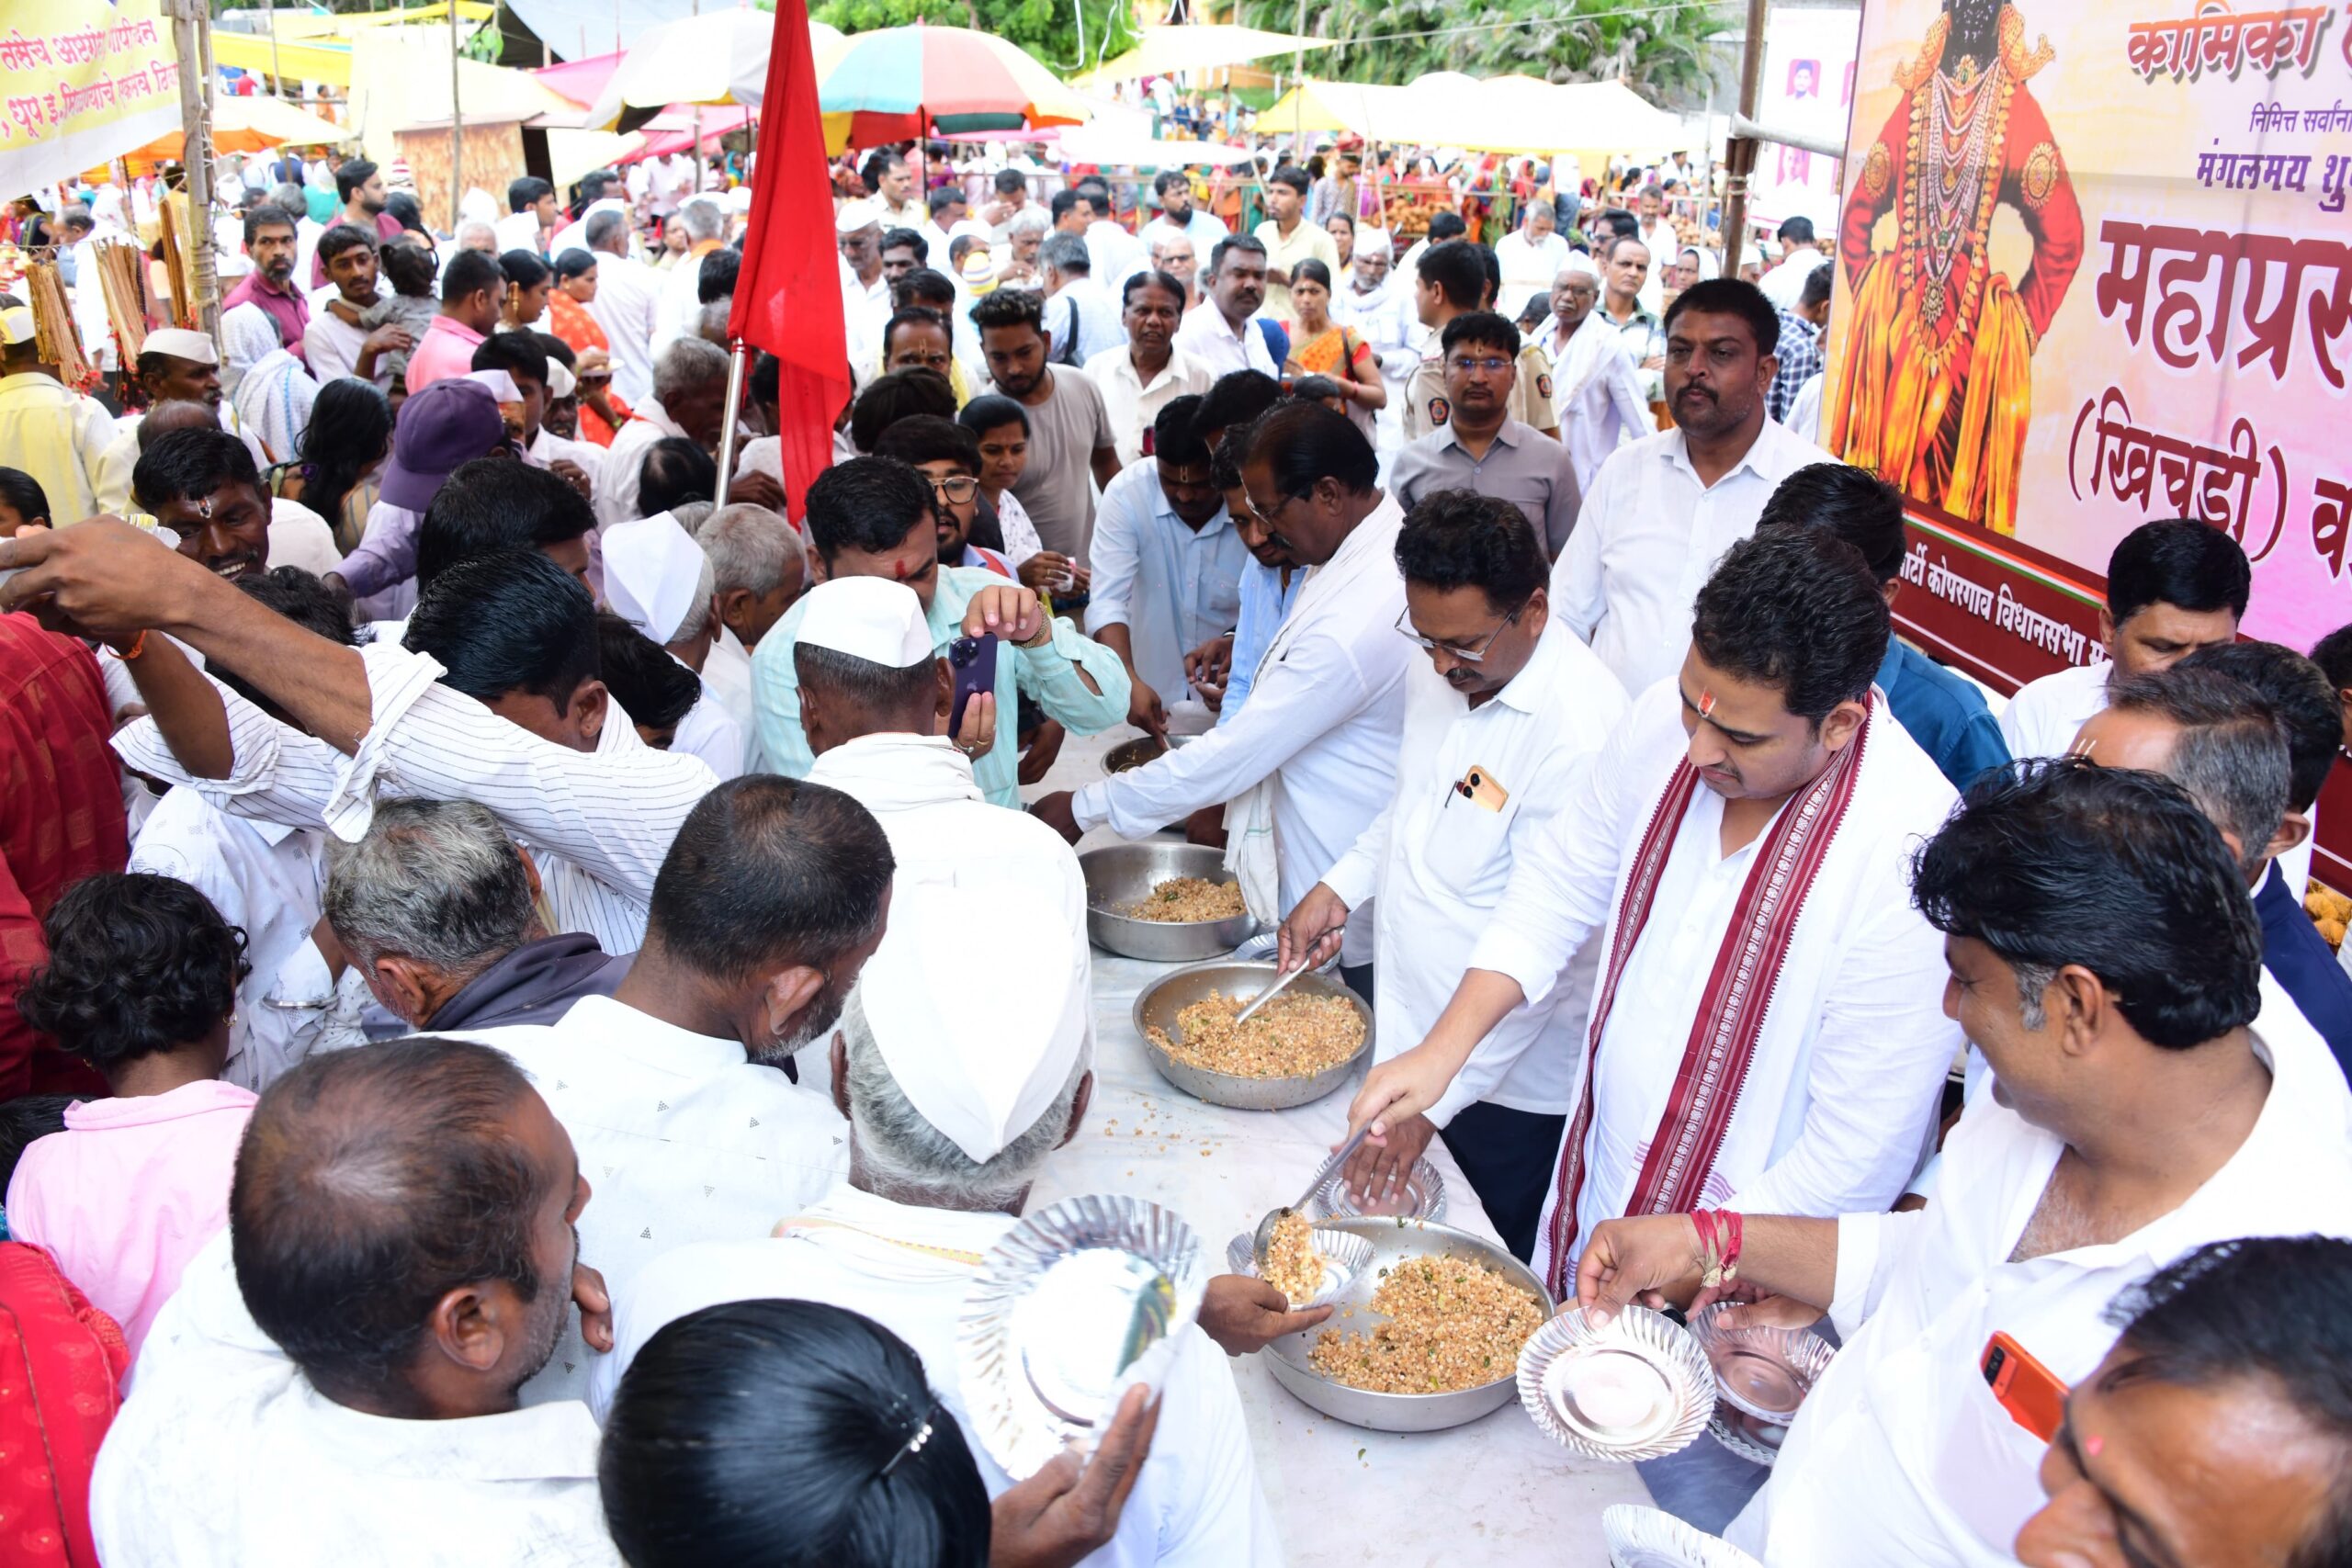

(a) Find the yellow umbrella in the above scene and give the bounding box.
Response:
[208,30,358,87]
[582,10,847,129]
[1070,24,1338,90]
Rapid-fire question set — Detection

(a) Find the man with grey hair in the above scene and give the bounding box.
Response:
[694,502,807,733]
[454,220,499,255]
[584,206,660,402]
[598,335,733,529]
[1039,231,1124,365]
[1139,230,1201,310]
[999,206,1048,290]
[323,797,628,1033]
[654,195,727,352]
[594,876,1284,1566]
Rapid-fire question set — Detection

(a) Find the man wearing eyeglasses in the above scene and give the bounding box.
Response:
[1388,312,1584,559]
[1277,490,1626,1260]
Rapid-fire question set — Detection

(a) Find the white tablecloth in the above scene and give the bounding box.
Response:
[1025,725,1654,1566]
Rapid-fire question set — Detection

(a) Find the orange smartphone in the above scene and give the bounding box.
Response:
[1980,1331,2067,1441]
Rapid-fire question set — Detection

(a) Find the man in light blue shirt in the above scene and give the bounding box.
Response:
[1086,396,1250,739]
[751,457,1130,807]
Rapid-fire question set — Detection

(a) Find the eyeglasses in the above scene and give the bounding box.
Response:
[1393,600,1526,662]
[927,475,979,503]
[1446,356,1514,376]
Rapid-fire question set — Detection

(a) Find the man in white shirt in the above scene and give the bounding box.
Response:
[837,200,895,377]
[1492,199,1571,321]
[1552,277,1835,696]
[600,337,732,531]
[0,301,118,522]
[90,1040,624,1565]
[582,209,661,405]
[1575,759,2352,1568]
[1140,168,1229,262]
[471,331,604,509]
[495,175,558,258]
[1038,231,1126,367]
[692,501,808,737]
[1085,396,1248,739]
[1171,235,1278,381]
[1336,232,1416,450]
[605,510,744,780]
[1085,270,1212,468]
[459,773,892,1404]
[300,226,411,392]
[1035,402,1414,978]
[1351,528,1962,1300]
[652,196,727,355]
[1543,256,1653,491]
[1759,215,1831,310]
[1281,491,1627,1259]
[2000,517,2251,760]
[1252,164,1340,323]
[90,535,715,956]
[595,878,1283,1567]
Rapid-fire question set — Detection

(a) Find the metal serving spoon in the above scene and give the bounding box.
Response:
[1251,1122,1376,1274]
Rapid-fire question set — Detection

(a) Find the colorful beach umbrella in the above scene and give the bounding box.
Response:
[817,24,1090,149]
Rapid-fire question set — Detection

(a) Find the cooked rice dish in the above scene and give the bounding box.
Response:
[1261,1211,1324,1304]
[1121,875,1248,923]
[1145,990,1365,1077]
[1308,1254,1544,1394]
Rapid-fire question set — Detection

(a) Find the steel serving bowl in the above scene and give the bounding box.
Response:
[1100,733,1195,774]
[1130,958,1373,1111]
[1080,841,1260,962]
[1261,1216,1552,1433]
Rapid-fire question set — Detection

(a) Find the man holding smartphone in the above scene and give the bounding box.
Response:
[1568,761,2352,1567]
[747,457,1130,808]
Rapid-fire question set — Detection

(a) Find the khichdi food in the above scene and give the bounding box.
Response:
[1308,1254,1544,1394]
[1145,990,1365,1078]
[1122,876,1248,923]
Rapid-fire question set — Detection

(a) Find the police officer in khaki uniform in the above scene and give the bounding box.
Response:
[1402,238,1559,443]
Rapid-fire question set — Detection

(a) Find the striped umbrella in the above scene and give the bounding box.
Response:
[817,24,1091,150]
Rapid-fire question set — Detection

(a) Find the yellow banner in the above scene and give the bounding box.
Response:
[1,0,180,196]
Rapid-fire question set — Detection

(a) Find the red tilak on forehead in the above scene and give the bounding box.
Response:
[894,558,910,580]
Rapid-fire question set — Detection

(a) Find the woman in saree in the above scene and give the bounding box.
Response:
[1282,259,1385,441]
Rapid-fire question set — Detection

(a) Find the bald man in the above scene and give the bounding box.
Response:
[89,1037,623,1563]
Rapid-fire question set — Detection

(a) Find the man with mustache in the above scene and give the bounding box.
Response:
[1548,277,1835,697]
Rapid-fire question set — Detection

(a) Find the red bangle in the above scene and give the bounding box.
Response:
[1721,1209,1744,1280]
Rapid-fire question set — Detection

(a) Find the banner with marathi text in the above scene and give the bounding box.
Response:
[1,0,178,199]
[1826,0,2351,682]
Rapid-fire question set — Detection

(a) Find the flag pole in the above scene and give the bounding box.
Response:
[714,340,745,507]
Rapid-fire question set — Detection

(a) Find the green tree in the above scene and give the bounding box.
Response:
[806,0,1140,78]
[1239,0,1729,103]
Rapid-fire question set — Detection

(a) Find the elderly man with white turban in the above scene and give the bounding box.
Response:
[594,875,1283,1567]
[1334,228,1416,452]
[604,510,744,780]
[1542,254,1651,492]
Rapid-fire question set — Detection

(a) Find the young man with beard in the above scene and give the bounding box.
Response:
[301,226,412,391]
[1549,277,1835,697]
[968,289,1121,565]
[1350,527,1960,1299]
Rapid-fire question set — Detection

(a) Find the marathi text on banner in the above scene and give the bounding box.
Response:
[0,2,177,199]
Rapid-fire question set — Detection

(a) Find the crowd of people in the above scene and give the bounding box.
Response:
[4,126,2352,1568]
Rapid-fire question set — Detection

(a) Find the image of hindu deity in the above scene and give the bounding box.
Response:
[1828,0,2084,536]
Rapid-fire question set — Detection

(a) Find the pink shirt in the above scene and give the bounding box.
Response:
[6,1079,256,1356]
[404,314,486,395]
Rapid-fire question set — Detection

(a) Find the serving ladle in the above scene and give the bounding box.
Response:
[1251,1122,1376,1273]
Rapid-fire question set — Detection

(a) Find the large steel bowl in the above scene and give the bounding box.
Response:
[1261,1217,1554,1433]
[1080,842,1259,962]
[1131,958,1372,1111]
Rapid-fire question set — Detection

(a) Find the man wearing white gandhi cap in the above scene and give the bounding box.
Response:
[797,577,1092,1034]
[603,510,745,780]
[595,877,1283,1566]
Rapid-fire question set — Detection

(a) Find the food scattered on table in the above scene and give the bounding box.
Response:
[1261,1211,1324,1304]
[1122,875,1248,923]
[1308,1253,1544,1393]
[2306,883,2350,949]
[1147,989,1366,1077]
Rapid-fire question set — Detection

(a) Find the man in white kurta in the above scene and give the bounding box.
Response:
[1543,260,1654,492]
[1035,406,1411,968]
[594,880,1280,1568]
[1283,491,1629,1258]
[1351,529,1962,1301]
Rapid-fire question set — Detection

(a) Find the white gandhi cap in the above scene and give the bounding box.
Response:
[604,511,712,645]
[796,576,934,667]
[141,328,220,366]
[857,880,1089,1164]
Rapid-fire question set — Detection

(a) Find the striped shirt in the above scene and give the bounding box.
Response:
[110,644,716,953]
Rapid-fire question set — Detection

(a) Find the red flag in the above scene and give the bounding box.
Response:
[729,0,849,522]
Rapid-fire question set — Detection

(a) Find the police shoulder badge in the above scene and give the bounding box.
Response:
[1429,395,1452,426]
[1536,372,1554,401]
